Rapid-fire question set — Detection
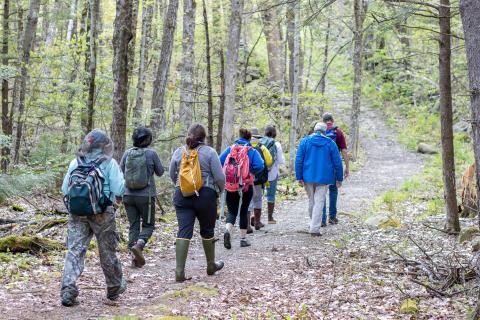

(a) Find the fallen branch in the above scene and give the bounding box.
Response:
[35,218,68,233]
[0,235,64,253]
[410,279,447,298]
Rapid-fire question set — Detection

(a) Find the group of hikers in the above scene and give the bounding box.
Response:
[59,112,349,307]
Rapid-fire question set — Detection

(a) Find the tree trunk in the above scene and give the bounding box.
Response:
[288,0,300,173]
[133,0,154,123]
[319,20,331,96]
[261,1,282,84]
[111,0,134,161]
[438,0,459,233]
[150,0,179,135]
[286,5,294,93]
[221,0,244,150]
[127,0,139,115]
[80,1,90,134]
[85,0,100,133]
[202,0,214,146]
[213,0,225,152]
[1,0,10,172]
[350,0,368,162]
[216,50,225,153]
[13,0,41,164]
[179,0,196,129]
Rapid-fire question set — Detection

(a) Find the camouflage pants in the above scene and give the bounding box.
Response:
[60,207,124,300]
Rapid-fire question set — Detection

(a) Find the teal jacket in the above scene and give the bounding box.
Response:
[61,149,125,201]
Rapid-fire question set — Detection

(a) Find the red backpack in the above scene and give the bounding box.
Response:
[223,144,253,192]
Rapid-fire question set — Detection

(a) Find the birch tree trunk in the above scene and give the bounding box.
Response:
[221,0,244,150]
[112,0,134,161]
[133,0,154,123]
[319,20,330,96]
[150,0,179,135]
[261,1,282,84]
[286,5,294,93]
[1,0,10,172]
[13,0,41,164]
[438,0,459,233]
[350,0,368,162]
[288,0,300,173]
[179,0,196,129]
[202,0,214,146]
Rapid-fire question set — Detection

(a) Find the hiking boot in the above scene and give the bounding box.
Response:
[107,278,127,301]
[321,222,327,227]
[223,231,232,250]
[175,239,191,282]
[130,239,146,267]
[329,218,338,225]
[131,257,141,268]
[61,292,78,307]
[246,228,253,234]
[267,202,277,224]
[254,208,265,230]
[240,238,251,247]
[310,232,322,237]
[202,238,224,276]
[250,213,255,227]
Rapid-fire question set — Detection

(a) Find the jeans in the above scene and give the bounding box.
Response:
[322,184,338,224]
[266,178,278,203]
[304,184,328,233]
[124,195,156,248]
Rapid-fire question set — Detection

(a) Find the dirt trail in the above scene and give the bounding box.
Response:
[4,104,468,320]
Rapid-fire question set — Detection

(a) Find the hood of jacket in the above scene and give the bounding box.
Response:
[308,133,330,147]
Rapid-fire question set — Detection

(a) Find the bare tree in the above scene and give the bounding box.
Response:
[213,0,226,153]
[111,0,134,161]
[262,0,283,84]
[13,0,41,164]
[179,0,196,129]
[150,0,179,135]
[221,0,244,150]
[319,20,330,95]
[202,0,214,146]
[288,0,300,173]
[85,0,100,133]
[350,0,368,161]
[2,0,11,172]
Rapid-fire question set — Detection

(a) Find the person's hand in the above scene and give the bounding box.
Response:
[298,180,304,187]
[336,181,342,188]
[344,168,350,179]
[114,197,123,209]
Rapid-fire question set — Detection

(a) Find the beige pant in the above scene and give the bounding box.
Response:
[304,183,328,233]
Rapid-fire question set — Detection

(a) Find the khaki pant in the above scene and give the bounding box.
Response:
[304,184,328,233]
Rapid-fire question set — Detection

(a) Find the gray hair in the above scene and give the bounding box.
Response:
[314,122,327,133]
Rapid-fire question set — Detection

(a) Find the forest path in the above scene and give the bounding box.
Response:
[4,103,446,320]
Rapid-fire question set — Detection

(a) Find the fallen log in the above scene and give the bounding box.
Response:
[35,218,68,233]
[0,235,64,254]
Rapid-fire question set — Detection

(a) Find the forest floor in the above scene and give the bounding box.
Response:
[0,101,478,319]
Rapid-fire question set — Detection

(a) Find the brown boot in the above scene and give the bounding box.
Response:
[246,211,253,234]
[268,202,277,224]
[130,239,146,267]
[254,208,265,230]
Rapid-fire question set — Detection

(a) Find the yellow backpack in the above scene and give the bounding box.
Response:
[179,146,203,196]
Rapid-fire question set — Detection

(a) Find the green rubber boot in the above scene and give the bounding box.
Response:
[202,238,224,276]
[175,239,190,282]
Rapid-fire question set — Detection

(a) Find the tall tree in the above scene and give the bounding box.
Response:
[213,0,226,153]
[261,0,282,84]
[85,0,100,133]
[438,0,459,233]
[350,0,368,161]
[111,0,134,160]
[179,0,196,128]
[288,0,300,172]
[202,0,214,146]
[318,20,331,95]
[13,0,41,164]
[150,0,179,135]
[133,0,154,123]
[221,0,244,150]
[460,4,480,316]
[1,0,10,172]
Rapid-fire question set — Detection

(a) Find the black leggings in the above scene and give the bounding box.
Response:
[225,185,254,229]
[174,187,217,239]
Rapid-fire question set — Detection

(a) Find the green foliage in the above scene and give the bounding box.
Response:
[400,298,418,314]
[0,172,57,204]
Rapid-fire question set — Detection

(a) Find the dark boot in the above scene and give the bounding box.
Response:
[246,212,253,233]
[202,238,224,276]
[175,239,191,282]
[267,202,277,224]
[254,208,265,230]
[130,239,145,267]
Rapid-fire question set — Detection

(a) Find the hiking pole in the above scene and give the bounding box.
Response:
[219,190,226,220]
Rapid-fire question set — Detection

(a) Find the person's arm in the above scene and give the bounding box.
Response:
[276,142,286,165]
[250,148,265,174]
[336,129,349,178]
[107,159,126,199]
[61,159,77,195]
[218,146,231,166]
[169,148,180,184]
[152,151,165,177]
[261,145,273,168]
[295,138,306,183]
[341,148,349,178]
[210,149,226,192]
[330,142,344,186]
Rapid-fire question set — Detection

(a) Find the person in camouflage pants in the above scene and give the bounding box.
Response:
[60,129,126,306]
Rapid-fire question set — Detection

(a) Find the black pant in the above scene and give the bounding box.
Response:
[174,187,217,239]
[226,185,254,229]
[124,195,155,248]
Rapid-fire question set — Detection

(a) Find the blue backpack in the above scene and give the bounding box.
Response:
[259,136,277,163]
[325,126,338,142]
[64,157,111,216]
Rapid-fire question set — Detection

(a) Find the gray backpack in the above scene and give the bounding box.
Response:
[125,148,149,189]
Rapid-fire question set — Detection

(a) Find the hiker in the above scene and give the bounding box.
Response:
[169,123,225,282]
[263,125,285,224]
[295,122,343,236]
[219,128,264,248]
[321,112,350,226]
[248,128,273,231]
[60,129,126,306]
[120,127,164,268]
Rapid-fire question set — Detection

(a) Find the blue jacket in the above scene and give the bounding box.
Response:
[219,138,265,175]
[295,133,343,184]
